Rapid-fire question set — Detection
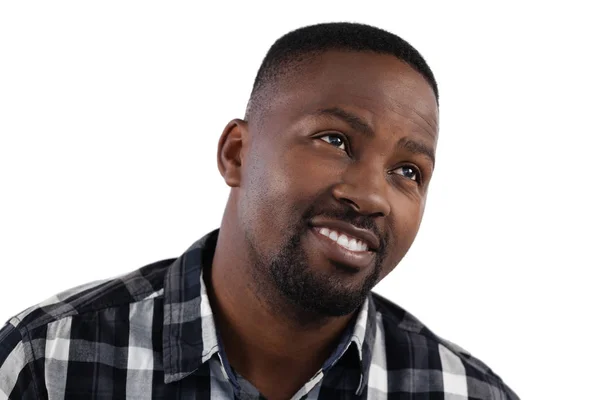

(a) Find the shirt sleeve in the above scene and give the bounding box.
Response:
[503,381,521,400]
[0,322,39,399]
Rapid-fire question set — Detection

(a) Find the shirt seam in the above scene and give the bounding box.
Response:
[168,285,174,377]
[18,288,164,334]
[17,321,43,399]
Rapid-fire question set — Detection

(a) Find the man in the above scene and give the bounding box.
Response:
[0,22,519,399]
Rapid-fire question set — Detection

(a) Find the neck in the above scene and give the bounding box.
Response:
[208,210,355,399]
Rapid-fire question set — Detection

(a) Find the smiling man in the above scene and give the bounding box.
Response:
[0,23,519,399]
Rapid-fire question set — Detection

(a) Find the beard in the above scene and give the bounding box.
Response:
[246,204,386,319]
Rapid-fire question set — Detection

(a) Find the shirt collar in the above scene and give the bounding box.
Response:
[162,228,376,393]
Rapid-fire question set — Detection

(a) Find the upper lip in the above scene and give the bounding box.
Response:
[310,218,380,251]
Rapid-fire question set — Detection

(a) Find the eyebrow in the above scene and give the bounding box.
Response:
[314,107,436,167]
[397,137,436,168]
[315,107,374,138]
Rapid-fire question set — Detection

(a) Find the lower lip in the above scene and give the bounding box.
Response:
[308,227,376,272]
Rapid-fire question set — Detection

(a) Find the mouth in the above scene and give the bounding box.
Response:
[309,217,380,251]
[315,226,370,252]
[308,226,376,272]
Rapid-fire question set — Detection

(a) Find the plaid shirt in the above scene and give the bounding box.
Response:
[0,229,519,399]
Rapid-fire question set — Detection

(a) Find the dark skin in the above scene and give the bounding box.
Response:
[210,50,439,400]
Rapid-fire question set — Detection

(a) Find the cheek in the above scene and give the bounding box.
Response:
[263,143,335,202]
[240,145,327,242]
[241,158,285,229]
[385,198,426,266]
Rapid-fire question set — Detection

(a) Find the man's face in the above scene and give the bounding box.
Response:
[238,50,438,317]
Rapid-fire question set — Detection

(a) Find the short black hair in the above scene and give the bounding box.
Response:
[246,22,438,119]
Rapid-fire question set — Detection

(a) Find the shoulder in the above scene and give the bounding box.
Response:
[0,321,38,398]
[0,258,174,398]
[6,257,174,334]
[370,292,520,399]
[1,257,175,360]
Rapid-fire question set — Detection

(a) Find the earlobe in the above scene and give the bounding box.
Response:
[217,119,247,188]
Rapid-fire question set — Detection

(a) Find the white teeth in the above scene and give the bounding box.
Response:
[338,234,349,248]
[317,228,368,252]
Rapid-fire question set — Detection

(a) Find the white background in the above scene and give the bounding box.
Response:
[1,1,598,399]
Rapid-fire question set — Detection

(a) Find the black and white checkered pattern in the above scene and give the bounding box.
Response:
[0,229,519,399]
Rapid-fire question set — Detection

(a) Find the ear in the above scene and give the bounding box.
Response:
[217,118,248,188]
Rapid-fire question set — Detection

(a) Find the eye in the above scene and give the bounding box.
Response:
[319,134,347,151]
[393,165,421,183]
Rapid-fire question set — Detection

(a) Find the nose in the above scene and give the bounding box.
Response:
[332,162,391,217]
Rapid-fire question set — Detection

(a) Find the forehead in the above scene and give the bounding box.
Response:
[257,50,439,139]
